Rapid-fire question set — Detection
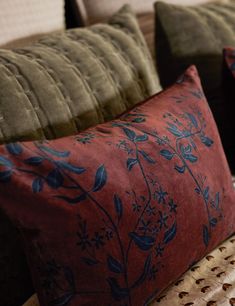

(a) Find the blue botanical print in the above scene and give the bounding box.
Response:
[119,102,222,250]
[0,137,178,305]
[75,132,95,144]
[0,90,223,306]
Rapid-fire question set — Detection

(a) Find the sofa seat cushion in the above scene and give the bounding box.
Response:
[152,234,235,306]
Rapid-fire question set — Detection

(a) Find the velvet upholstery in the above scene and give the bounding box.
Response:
[0,66,234,306]
[155,0,235,133]
[0,5,158,144]
[154,0,235,93]
[154,0,235,154]
[0,5,159,306]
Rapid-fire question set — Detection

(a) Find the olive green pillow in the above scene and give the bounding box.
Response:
[0,4,160,144]
[154,0,235,98]
[0,5,160,306]
[154,0,235,171]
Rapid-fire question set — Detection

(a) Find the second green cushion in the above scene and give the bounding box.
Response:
[154,0,235,98]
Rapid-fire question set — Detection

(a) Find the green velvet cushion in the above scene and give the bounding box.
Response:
[0,4,160,144]
[154,0,235,172]
[154,0,235,98]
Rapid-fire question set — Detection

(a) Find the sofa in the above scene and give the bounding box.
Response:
[0,1,234,306]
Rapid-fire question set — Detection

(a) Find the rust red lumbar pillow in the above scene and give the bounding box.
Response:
[0,66,234,306]
[223,47,235,173]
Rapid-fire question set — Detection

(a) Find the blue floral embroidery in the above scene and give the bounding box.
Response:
[120,103,221,251]
[75,132,95,144]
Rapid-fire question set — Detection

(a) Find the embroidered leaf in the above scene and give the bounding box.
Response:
[139,150,155,164]
[210,218,217,227]
[55,193,87,204]
[135,134,148,142]
[195,187,201,194]
[32,178,43,193]
[203,225,210,246]
[164,222,177,244]
[214,192,220,209]
[107,255,124,273]
[82,257,99,266]
[50,292,74,306]
[92,165,107,192]
[0,170,12,182]
[132,117,145,123]
[112,122,130,128]
[184,144,192,154]
[200,135,214,147]
[184,153,198,163]
[160,149,174,160]
[127,158,138,171]
[174,165,185,173]
[180,144,196,162]
[0,156,12,167]
[113,194,123,221]
[182,130,191,137]
[124,113,146,119]
[123,128,136,141]
[39,145,70,158]
[203,186,209,202]
[167,123,182,137]
[46,169,64,189]
[187,113,198,128]
[107,278,129,301]
[24,157,44,166]
[6,143,22,155]
[132,254,151,288]
[56,161,85,174]
[129,232,155,251]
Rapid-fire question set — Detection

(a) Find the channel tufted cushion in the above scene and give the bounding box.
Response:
[0,5,159,306]
[0,66,234,306]
[0,4,159,144]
